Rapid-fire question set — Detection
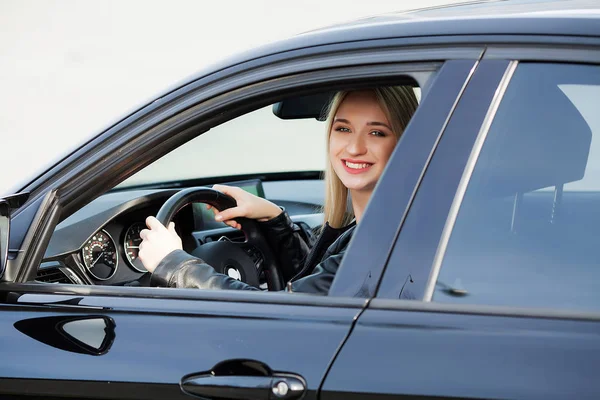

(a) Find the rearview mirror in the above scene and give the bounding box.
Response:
[272,92,333,121]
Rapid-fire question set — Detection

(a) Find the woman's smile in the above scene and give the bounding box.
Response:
[342,158,374,174]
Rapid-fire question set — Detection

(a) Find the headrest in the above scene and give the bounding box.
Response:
[469,68,592,198]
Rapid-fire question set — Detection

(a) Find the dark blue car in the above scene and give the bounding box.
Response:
[1,0,600,398]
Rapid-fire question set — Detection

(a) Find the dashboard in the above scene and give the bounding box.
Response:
[38,180,324,286]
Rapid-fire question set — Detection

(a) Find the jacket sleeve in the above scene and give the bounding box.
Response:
[149,224,353,295]
[150,249,260,291]
[258,210,311,282]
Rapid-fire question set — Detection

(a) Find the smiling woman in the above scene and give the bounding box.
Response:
[326,87,418,228]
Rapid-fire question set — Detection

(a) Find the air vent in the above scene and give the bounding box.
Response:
[36,267,73,284]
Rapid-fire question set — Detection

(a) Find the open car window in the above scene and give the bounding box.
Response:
[38,83,424,292]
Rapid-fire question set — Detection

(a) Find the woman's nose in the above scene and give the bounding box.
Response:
[346,133,367,155]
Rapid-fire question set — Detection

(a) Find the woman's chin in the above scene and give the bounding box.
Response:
[341,179,376,193]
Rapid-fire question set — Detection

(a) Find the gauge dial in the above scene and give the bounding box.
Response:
[81,230,118,280]
[124,222,147,272]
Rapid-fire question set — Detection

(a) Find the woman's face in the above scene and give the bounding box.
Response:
[329,91,398,195]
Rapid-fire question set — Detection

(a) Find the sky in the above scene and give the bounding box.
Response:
[0,0,464,194]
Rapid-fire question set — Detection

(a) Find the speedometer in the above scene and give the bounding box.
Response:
[124,222,147,272]
[81,230,118,280]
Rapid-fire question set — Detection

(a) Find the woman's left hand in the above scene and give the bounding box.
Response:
[139,216,183,273]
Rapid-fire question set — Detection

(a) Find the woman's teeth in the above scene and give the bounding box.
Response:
[345,161,371,169]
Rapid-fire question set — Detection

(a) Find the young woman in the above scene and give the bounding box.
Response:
[138,86,418,295]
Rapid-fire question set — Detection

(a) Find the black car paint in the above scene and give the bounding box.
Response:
[1,1,600,399]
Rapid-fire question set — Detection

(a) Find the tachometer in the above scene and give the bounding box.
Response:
[124,222,147,272]
[81,230,118,280]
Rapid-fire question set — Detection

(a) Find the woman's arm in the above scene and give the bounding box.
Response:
[139,218,354,295]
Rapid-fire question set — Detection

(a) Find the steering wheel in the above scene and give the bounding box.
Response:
[155,187,284,291]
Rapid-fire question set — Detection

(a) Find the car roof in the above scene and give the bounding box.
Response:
[285,0,600,47]
[349,0,599,22]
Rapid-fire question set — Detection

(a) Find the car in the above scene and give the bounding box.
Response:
[2,0,600,398]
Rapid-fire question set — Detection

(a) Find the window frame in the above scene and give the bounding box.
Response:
[2,41,483,305]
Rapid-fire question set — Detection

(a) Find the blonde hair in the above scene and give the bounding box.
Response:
[322,86,419,228]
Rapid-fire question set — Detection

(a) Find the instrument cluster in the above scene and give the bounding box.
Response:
[80,222,147,281]
[77,203,194,284]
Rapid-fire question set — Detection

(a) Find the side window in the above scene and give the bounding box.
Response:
[435,63,600,311]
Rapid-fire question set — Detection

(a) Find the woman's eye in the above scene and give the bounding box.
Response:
[335,126,351,133]
[370,130,386,137]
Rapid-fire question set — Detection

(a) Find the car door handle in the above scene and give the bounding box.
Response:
[180,359,306,400]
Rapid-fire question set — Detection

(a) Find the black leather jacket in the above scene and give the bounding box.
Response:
[150,211,356,295]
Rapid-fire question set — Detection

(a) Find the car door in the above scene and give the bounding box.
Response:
[323,46,600,399]
[0,41,479,399]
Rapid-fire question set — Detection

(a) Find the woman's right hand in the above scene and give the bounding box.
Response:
[208,184,283,229]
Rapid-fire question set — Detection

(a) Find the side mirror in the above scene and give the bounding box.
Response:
[0,200,9,277]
